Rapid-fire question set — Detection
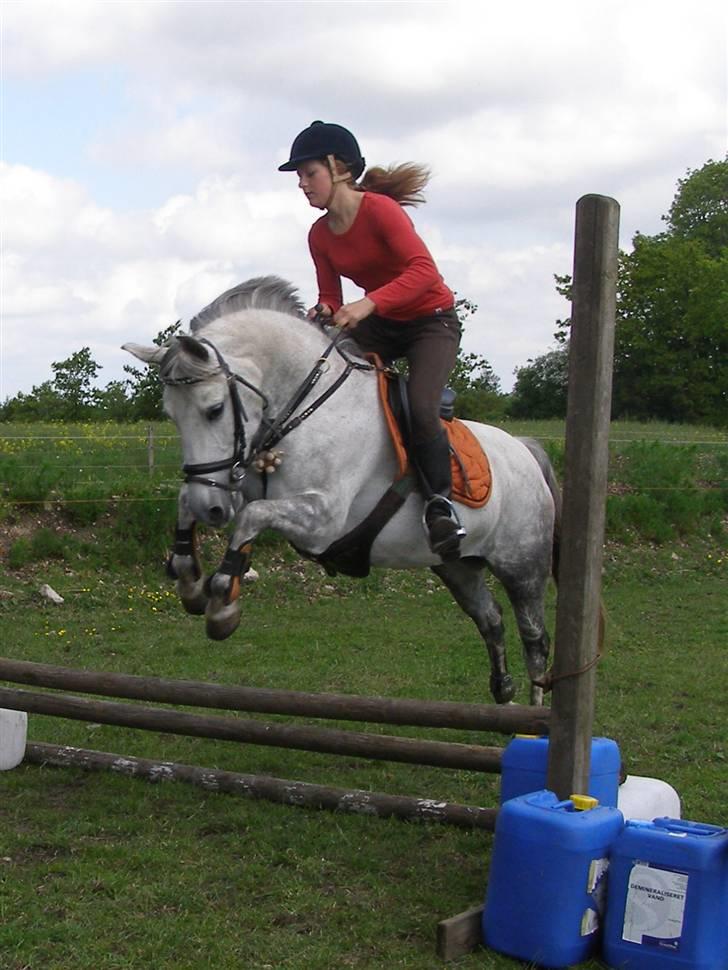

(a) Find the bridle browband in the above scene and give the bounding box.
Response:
[164,329,374,492]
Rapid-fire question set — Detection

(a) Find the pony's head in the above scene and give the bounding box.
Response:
[122,277,304,527]
[124,334,251,527]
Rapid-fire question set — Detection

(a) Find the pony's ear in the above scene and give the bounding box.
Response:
[176,334,211,361]
[122,343,167,366]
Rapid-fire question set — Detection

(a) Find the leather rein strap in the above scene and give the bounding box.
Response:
[249,328,371,459]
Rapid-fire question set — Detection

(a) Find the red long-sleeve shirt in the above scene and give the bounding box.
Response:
[308,192,454,320]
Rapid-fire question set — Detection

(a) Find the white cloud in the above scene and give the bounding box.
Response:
[2,0,164,75]
[1,0,726,401]
[0,162,320,398]
[88,103,251,175]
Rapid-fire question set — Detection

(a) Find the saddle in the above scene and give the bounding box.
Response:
[377,363,492,508]
[302,358,492,578]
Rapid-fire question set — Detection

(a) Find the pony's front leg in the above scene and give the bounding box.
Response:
[205,541,254,640]
[205,493,330,641]
[167,487,209,616]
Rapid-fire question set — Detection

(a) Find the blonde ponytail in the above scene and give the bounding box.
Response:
[358,163,431,206]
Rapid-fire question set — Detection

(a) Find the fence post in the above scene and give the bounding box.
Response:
[147,425,154,476]
[547,194,620,800]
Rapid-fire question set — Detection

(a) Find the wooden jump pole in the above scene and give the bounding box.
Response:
[547,194,619,799]
[0,657,550,735]
[25,742,498,831]
[0,686,504,774]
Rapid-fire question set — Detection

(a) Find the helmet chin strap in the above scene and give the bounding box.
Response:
[324,153,353,208]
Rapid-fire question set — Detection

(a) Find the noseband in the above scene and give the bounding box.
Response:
[164,331,373,493]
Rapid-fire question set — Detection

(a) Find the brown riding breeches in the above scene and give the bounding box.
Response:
[349,308,461,444]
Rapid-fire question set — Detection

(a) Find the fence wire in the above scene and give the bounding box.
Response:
[1,428,725,507]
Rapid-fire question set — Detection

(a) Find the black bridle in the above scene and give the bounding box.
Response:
[162,338,267,491]
[164,331,373,492]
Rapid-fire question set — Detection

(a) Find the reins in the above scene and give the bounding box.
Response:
[249,326,373,458]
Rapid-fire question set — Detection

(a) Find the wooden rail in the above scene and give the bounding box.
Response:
[0,657,550,734]
[25,743,498,831]
[0,685,504,773]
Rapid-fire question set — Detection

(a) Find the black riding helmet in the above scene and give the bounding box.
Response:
[278,121,366,180]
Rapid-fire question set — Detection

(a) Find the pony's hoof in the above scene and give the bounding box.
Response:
[205,602,241,640]
[490,672,516,704]
[178,587,208,616]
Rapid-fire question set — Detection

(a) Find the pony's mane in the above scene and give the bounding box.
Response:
[189,275,306,332]
[159,276,330,385]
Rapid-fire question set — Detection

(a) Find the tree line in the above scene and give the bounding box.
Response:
[2,158,725,427]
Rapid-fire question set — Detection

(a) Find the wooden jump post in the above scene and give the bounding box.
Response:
[547,194,619,799]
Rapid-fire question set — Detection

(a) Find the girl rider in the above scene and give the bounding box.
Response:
[279,120,466,562]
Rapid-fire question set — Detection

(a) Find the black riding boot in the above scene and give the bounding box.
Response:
[411,431,466,562]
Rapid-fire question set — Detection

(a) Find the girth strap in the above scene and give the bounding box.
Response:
[297,476,415,579]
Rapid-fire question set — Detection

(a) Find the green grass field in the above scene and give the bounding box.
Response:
[0,420,726,968]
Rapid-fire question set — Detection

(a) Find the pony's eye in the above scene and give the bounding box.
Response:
[207,402,224,421]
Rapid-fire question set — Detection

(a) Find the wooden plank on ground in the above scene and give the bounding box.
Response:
[436,903,484,960]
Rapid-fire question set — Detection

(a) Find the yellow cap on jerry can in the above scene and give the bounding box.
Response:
[570,794,599,811]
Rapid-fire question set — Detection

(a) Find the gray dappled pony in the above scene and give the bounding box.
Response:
[124,277,561,705]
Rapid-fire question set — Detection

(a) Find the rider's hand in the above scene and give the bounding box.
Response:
[307,304,333,320]
[333,297,375,329]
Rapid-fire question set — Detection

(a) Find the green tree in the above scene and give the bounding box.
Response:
[95,380,132,421]
[618,158,727,424]
[664,157,728,258]
[615,232,727,423]
[449,349,505,421]
[508,346,569,418]
[51,347,101,419]
[0,349,104,421]
[0,381,63,421]
[0,322,182,423]
[450,297,506,420]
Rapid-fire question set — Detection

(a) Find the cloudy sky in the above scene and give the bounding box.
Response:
[1,0,726,401]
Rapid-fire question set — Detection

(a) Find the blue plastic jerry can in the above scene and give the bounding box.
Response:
[483,789,624,968]
[500,734,621,807]
[603,817,728,970]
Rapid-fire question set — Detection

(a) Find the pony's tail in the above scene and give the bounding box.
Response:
[519,437,562,582]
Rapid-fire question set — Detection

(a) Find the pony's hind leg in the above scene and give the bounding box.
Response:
[431,558,516,704]
[502,579,551,707]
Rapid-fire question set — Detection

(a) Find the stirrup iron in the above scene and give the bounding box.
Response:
[422,495,466,560]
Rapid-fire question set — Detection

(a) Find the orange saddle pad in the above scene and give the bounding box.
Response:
[374,365,492,509]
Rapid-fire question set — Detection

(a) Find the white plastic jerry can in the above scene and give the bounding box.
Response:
[617,774,681,822]
[0,708,28,769]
